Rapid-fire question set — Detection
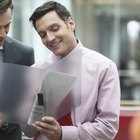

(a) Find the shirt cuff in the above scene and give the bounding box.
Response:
[61,126,78,140]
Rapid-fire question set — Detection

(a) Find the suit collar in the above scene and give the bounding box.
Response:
[3,37,17,62]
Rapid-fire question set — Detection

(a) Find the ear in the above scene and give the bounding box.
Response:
[67,16,75,32]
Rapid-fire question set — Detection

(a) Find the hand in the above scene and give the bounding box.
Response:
[32,116,62,140]
[0,113,6,127]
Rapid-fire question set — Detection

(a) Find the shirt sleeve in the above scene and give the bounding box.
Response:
[61,62,120,140]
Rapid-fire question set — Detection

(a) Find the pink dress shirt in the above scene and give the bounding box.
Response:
[32,40,120,140]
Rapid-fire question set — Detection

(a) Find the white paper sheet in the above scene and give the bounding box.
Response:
[28,70,77,124]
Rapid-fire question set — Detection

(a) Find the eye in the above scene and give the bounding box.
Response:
[50,25,60,32]
[39,32,46,39]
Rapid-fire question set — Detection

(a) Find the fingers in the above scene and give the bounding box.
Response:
[42,116,58,125]
[33,121,54,130]
[32,123,55,136]
[32,116,62,138]
[32,116,58,131]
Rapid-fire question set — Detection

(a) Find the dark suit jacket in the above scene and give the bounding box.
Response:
[0,36,35,140]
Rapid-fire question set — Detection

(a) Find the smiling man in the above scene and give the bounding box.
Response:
[35,11,76,58]
[28,1,120,140]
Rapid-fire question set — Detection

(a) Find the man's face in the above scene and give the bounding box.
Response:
[0,8,12,46]
[35,11,77,58]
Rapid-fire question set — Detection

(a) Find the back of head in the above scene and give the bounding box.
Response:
[0,0,14,14]
[29,1,71,29]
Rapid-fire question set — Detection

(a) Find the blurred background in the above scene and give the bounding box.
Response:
[10,0,140,139]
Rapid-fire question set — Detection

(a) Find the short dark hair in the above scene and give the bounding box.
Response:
[29,1,71,29]
[0,0,14,14]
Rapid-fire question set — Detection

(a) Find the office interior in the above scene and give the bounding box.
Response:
[10,0,140,139]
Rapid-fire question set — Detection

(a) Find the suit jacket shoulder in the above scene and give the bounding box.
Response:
[3,36,35,66]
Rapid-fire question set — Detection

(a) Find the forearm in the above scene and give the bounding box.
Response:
[62,120,118,140]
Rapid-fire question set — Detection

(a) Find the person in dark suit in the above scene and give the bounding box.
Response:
[0,0,34,140]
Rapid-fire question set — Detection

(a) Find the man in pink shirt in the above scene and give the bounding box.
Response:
[27,1,120,140]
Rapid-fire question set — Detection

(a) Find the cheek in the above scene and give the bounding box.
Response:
[42,39,47,46]
[42,39,50,50]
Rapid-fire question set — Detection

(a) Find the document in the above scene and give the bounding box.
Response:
[27,93,45,125]
[27,70,77,125]
[0,62,45,123]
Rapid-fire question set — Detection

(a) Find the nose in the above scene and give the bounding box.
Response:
[46,32,55,42]
[0,27,7,38]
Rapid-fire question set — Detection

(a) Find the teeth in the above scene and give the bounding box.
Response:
[51,41,60,47]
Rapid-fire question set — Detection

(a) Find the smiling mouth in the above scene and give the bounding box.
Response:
[50,41,61,48]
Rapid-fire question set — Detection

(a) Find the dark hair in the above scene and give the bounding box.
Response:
[29,1,71,29]
[0,0,14,14]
